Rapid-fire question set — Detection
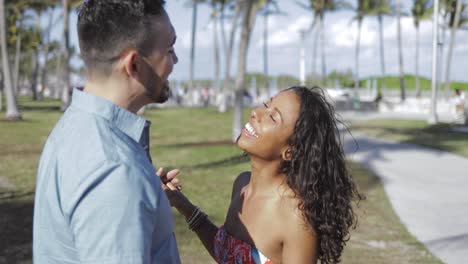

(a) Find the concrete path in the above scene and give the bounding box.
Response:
[343,135,468,264]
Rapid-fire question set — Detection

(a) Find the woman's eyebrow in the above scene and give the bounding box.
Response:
[269,98,283,122]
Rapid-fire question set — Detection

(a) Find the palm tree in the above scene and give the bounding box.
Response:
[29,0,60,101]
[0,0,21,120]
[444,0,467,98]
[40,6,59,99]
[232,0,259,142]
[12,10,24,96]
[60,0,70,110]
[188,1,200,100]
[353,0,372,90]
[61,0,81,110]
[5,0,32,96]
[298,0,348,86]
[219,0,228,56]
[396,0,405,101]
[221,0,240,94]
[370,0,392,93]
[259,0,281,96]
[412,0,432,97]
[210,0,221,95]
[261,3,269,94]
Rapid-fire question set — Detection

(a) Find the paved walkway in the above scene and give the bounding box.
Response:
[343,135,468,264]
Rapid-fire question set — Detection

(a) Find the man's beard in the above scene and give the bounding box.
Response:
[146,80,171,104]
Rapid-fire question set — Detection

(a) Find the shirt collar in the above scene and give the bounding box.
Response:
[70,88,150,143]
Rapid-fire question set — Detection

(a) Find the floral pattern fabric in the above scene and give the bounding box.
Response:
[214,225,273,264]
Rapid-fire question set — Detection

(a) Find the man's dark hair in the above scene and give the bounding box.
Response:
[78,0,166,74]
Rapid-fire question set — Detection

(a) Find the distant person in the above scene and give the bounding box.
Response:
[162,87,362,264]
[33,1,181,263]
[202,86,210,107]
[453,88,465,121]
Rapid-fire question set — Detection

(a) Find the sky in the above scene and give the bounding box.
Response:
[57,0,468,84]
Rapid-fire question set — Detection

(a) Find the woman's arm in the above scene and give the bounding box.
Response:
[166,189,219,259]
[157,167,220,259]
[158,169,249,260]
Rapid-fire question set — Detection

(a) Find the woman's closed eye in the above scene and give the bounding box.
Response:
[263,102,277,122]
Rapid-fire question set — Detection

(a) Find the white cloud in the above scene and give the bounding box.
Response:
[265,15,312,47]
[330,18,377,48]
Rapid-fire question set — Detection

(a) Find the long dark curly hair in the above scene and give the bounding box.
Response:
[281,86,362,264]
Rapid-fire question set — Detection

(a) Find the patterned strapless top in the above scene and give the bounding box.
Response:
[213,225,273,264]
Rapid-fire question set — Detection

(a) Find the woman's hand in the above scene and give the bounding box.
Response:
[156,168,193,217]
[157,167,182,191]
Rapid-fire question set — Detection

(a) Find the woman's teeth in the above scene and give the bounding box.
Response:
[244,122,259,138]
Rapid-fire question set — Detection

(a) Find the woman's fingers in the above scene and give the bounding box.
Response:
[157,167,165,177]
[166,169,180,179]
[156,168,182,191]
[166,182,178,191]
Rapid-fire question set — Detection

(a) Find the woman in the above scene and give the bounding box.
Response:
[161,86,362,264]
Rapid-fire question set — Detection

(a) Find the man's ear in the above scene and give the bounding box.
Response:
[281,148,292,161]
[122,50,139,78]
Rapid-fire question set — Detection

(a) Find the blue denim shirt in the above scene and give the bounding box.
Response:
[33,88,180,263]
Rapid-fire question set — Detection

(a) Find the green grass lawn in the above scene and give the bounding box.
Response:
[361,75,468,91]
[351,118,468,158]
[0,98,441,263]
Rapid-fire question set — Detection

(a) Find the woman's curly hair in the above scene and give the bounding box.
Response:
[281,86,362,264]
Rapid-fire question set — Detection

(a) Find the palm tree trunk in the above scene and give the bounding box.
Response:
[263,11,269,93]
[41,10,55,100]
[30,50,40,101]
[222,1,240,93]
[312,20,319,76]
[13,17,22,96]
[319,14,327,86]
[30,12,42,101]
[415,24,421,97]
[444,0,462,99]
[397,0,406,101]
[378,14,386,93]
[0,0,21,120]
[354,19,362,90]
[220,1,227,57]
[61,0,71,110]
[189,2,198,97]
[212,4,220,95]
[232,0,256,142]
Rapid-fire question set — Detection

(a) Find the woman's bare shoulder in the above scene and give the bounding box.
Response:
[275,187,316,237]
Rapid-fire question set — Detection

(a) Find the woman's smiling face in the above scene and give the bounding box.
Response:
[237,90,301,161]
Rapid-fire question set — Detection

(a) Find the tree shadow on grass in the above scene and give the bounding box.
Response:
[351,123,468,156]
[0,199,33,264]
[160,140,234,149]
[19,105,61,112]
[180,154,249,171]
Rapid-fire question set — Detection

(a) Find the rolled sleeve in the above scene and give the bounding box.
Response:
[66,162,159,264]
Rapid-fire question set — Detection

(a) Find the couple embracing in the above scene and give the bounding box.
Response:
[33,1,361,263]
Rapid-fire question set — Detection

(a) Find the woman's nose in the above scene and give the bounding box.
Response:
[251,109,261,122]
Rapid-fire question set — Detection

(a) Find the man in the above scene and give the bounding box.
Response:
[33,0,180,263]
